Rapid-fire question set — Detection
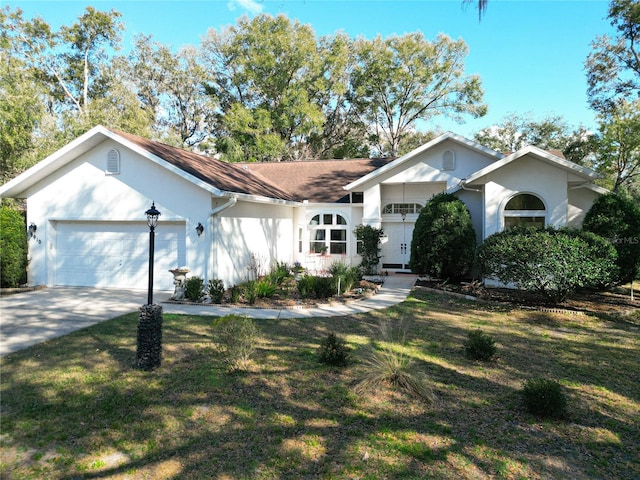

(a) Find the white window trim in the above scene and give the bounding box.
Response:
[501,193,547,230]
[307,212,349,256]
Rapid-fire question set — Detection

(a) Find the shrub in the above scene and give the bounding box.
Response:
[207,279,225,304]
[583,193,640,284]
[267,261,291,285]
[522,378,567,418]
[314,276,335,299]
[212,314,258,372]
[318,332,351,367]
[297,274,335,299]
[409,193,476,281]
[328,262,362,295]
[229,285,241,303]
[0,207,28,288]
[297,275,316,298]
[464,329,497,361]
[355,320,434,402]
[354,224,384,275]
[477,226,618,303]
[242,280,258,304]
[255,279,277,298]
[184,276,204,302]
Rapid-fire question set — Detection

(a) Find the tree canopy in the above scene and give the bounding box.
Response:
[585,0,640,114]
[2,7,486,176]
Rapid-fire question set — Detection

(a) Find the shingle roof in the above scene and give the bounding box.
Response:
[238,158,393,203]
[112,129,392,203]
[111,129,297,201]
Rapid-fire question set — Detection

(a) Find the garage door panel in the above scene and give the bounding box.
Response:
[55,222,185,290]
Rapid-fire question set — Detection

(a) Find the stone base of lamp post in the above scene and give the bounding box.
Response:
[136,304,163,370]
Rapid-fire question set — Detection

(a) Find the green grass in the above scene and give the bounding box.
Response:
[1,290,638,479]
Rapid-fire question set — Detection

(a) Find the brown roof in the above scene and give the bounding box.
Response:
[111,128,392,203]
[239,158,392,203]
[111,129,296,201]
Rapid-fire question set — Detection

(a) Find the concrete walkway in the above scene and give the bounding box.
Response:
[0,275,416,356]
[162,274,417,318]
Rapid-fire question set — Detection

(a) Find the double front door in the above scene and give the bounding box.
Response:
[381,221,413,270]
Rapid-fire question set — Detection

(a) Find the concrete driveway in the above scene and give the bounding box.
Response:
[0,287,170,356]
[1,275,417,357]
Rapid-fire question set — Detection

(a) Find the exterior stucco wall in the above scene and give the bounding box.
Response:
[215,201,294,287]
[373,141,497,190]
[24,139,212,287]
[454,188,485,245]
[567,187,600,228]
[362,184,381,226]
[482,156,570,238]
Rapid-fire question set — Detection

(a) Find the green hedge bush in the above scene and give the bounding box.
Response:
[583,193,640,284]
[464,329,497,361]
[184,276,204,302]
[207,279,225,304]
[409,193,476,281]
[522,378,567,418]
[477,226,618,303]
[0,207,28,288]
[318,332,351,367]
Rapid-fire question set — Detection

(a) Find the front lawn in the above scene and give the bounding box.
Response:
[1,290,638,479]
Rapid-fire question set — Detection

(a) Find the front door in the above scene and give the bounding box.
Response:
[381,221,413,270]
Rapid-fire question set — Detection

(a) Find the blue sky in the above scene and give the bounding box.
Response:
[11,0,616,137]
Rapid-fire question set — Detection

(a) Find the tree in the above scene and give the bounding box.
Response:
[2,6,154,181]
[0,10,45,182]
[307,32,371,160]
[409,193,476,281]
[350,33,486,157]
[201,14,325,161]
[593,99,640,194]
[583,192,640,285]
[127,35,217,149]
[585,0,640,114]
[5,6,123,117]
[473,112,597,164]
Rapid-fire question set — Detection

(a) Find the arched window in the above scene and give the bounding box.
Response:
[503,193,546,229]
[309,213,348,254]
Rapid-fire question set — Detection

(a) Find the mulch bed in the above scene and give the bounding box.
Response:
[416,279,639,319]
[165,279,382,309]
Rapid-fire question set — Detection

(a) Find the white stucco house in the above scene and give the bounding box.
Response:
[0,125,606,291]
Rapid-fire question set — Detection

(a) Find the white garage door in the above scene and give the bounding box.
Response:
[55,221,186,290]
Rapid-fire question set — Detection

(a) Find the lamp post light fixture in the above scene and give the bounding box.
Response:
[145,202,161,305]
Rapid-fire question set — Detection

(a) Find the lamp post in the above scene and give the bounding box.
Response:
[145,202,161,305]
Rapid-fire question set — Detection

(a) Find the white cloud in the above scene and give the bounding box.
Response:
[227,0,264,15]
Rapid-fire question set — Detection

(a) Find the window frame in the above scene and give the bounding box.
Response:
[308,213,349,255]
[381,203,423,215]
[502,193,546,230]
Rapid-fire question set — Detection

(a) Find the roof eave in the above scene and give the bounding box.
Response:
[0,125,112,198]
[225,191,300,206]
[0,126,233,200]
[344,131,503,191]
[463,146,600,186]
